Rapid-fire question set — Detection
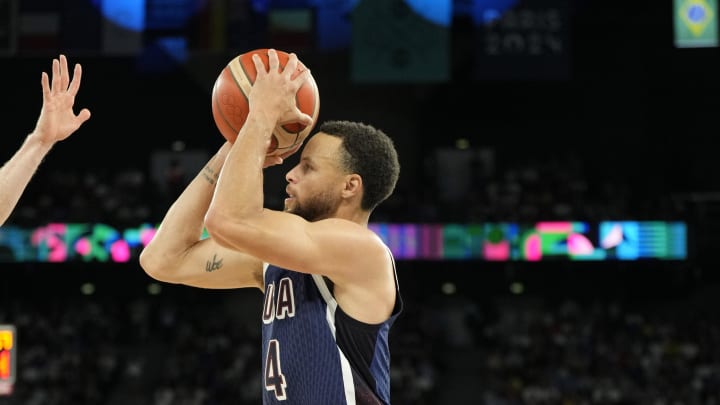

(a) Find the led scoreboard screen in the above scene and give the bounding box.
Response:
[0,325,15,395]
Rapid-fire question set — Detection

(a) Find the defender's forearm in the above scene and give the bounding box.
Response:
[0,134,54,226]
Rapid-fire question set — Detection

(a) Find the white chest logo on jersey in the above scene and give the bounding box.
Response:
[262,277,296,324]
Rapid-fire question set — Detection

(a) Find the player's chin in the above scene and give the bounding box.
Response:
[283,198,295,212]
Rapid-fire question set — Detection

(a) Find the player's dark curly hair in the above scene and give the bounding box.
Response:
[318,120,400,212]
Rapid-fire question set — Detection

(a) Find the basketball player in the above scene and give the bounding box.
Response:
[0,54,91,226]
[140,49,402,404]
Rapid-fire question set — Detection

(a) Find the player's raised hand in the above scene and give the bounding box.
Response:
[31,54,91,144]
[250,49,313,129]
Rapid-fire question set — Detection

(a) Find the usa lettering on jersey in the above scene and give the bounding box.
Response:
[262,277,296,324]
[262,277,296,401]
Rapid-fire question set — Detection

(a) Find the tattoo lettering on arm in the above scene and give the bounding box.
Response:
[206,253,224,272]
[202,165,219,185]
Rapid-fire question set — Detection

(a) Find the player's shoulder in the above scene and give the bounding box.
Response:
[314,218,388,252]
[312,217,372,235]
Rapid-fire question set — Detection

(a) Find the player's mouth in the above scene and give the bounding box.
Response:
[285,187,296,204]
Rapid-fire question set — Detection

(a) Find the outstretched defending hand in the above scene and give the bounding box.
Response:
[31,54,91,145]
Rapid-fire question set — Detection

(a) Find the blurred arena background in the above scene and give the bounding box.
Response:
[1,0,719,404]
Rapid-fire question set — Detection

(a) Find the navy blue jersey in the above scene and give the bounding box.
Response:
[260,253,402,404]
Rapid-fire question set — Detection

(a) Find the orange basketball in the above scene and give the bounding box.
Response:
[211,48,320,157]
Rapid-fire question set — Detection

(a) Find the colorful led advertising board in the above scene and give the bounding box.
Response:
[0,221,687,263]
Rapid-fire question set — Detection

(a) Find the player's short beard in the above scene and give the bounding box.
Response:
[285,189,340,222]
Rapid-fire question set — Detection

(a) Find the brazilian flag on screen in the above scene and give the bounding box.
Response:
[674,0,718,47]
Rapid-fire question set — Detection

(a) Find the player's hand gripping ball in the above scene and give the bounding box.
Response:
[211,48,320,157]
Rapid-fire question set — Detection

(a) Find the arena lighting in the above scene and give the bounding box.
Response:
[0,221,687,263]
[0,325,16,396]
[441,282,457,295]
[509,282,524,295]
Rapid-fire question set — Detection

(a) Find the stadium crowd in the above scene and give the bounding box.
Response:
[0,144,715,405]
[1,277,719,404]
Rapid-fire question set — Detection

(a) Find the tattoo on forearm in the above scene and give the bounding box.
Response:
[202,165,219,185]
[206,254,223,272]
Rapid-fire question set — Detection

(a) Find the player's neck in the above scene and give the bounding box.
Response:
[333,206,370,226]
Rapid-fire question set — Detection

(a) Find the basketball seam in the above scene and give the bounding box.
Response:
[232,56,253,98]
[213,76,239,135]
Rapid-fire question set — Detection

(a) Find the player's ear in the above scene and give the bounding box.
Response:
[342,174,362,198]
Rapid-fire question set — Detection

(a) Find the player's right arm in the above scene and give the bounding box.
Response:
[139,142,277,290]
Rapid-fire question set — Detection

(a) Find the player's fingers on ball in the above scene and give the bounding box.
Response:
[285,53,299,75]
[252,54,266,75]
[268,49,280,70]
[295,68,311,87]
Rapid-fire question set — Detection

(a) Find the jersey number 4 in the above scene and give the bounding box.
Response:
[265,339,288,400]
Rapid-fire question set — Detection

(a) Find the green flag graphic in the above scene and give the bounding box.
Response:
[674,0,718,47]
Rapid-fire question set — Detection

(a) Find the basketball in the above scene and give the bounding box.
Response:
[211,48,320,157]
